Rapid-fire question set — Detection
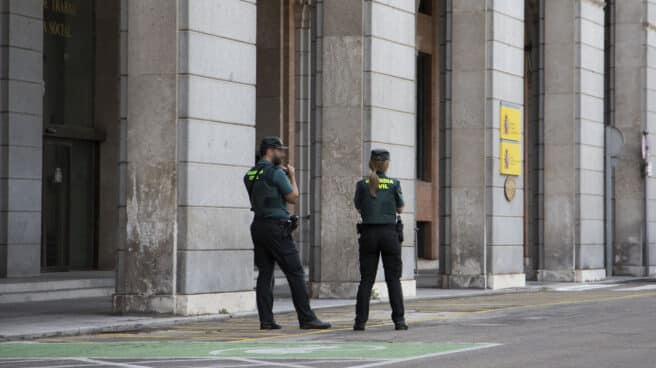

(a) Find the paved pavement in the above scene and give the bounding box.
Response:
[0,288,515,340]
[1,279,655,367]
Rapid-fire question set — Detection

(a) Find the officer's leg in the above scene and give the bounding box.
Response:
[380,229,405,323]
[270,227,317,323]
[355,229,380,324]
[252,223,275,324]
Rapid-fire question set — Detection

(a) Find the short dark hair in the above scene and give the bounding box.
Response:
[259,145,269,158]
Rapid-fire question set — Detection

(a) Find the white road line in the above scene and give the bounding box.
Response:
[129,359,265,368]
[614,284,656,292]
[227,357,314,368]
[554,284,619,291]
[25,364,93,368]
[194,363,266,368]
[121,358,221,364]
[346,343,502,368]
[74,358,151,368]
[0,359,50,365]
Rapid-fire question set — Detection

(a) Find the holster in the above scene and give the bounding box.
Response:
[396,218,404,243]
[356,223,364,234]
[288,215,299,233]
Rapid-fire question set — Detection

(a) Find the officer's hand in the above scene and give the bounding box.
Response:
[284,165,296,177]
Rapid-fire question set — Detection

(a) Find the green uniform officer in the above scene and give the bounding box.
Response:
[244,137,331,330]
[353,148,408,331]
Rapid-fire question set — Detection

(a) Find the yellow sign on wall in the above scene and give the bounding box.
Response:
[500,141,521,176]
[500,103,521,142]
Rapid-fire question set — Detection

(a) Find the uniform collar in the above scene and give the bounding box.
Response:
[257,159,274,167]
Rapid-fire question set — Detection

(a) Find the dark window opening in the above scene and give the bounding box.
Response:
[416,222,431,259]
[418,0,433,15]
[416,52,432,181]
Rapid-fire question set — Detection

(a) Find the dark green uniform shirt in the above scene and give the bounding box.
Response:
[244,160,294,219]
[354,173,404,224]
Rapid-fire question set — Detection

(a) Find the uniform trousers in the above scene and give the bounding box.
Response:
[355,224,405,324]
[251,219,316,324]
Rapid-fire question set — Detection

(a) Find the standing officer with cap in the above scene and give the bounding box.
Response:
[244,136,331,330]
[353,148,408,331]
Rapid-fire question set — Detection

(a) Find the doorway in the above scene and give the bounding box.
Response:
[41,0,101,271]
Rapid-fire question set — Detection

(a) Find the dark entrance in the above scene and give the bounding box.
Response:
[41,0,102,271]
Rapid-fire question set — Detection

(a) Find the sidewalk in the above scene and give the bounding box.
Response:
[1,278,649,341]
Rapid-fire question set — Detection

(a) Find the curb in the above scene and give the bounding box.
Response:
[4,277,650,341]
[0,288,528,341]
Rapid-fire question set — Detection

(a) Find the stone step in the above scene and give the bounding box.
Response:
[416,268,440,288]
[0,273,115,304]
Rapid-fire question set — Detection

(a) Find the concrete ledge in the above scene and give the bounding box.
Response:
[113,294,176,314]
[445,274,486,289]
[175,291,256,315]
[538,269,576,282]
[373,279,416,298]
[614,265,647,277]
[488,273,526,289]
[648,266,656,276]
[1,287,114,304]
[575,269,606,282]
[310,281,359,299]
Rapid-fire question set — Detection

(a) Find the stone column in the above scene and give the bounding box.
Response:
[541,0,606,282]
[613,0,655,276]
[114,0,179,313]
[0,0,43,277]
[115,0,257,314]
[175,0,257,314]
[310,0,418,298]
[647,1,656,276]
[363,0,417,297]
[310,0,365,297]
[441,0,526,289]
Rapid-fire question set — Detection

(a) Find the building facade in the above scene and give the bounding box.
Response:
[1,0,655,314]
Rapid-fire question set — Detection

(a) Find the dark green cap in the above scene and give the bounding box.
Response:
[260,136,288,150]
[371,148,390,161]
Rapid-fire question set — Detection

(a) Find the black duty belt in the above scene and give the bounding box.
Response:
[360,223,396,229]
[254,217,290,224]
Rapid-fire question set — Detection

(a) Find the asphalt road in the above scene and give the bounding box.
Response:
[1,280,655,368]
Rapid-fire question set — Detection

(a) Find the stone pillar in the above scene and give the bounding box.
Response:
[363,0,417,297]
[114,0,179,313]
[0,0,43,277]
[310,0,418,298]
[646,1,656,276]
[613,0,654,276]
[295,0,313,265]
[541,0,606,282]
[441,0,526,289]
[175,0,256,314]
[310,0,365,297]
[115,0,257,314]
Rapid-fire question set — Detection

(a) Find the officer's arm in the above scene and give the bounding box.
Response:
[395,180,405,214]
[285,172,300,204]
[279,165,299,204]
[354,181,361,212]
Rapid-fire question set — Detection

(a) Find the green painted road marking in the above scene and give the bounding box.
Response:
[0,342,490,360]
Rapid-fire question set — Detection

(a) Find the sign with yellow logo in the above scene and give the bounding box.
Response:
[499,103,521,142]
[500,141,521,176]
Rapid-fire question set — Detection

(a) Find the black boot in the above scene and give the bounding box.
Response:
[353,322,366,331]
[394,321,408,331]
[300,319,331,329]
[260,321,282,330]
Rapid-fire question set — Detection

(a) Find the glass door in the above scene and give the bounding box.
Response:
[42,0,99,271]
